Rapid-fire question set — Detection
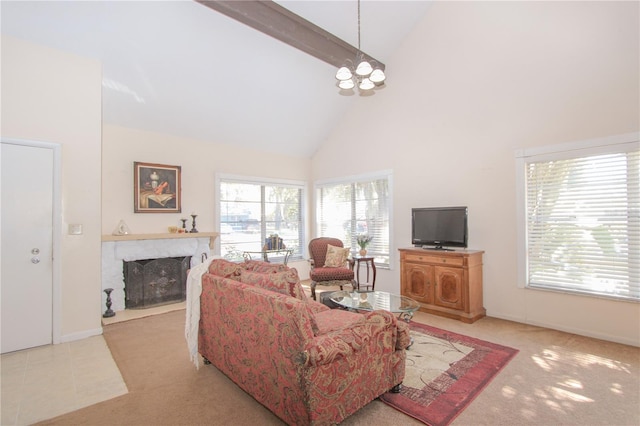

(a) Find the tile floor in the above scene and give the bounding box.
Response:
[1,301,186,425]
[1,335,128,425]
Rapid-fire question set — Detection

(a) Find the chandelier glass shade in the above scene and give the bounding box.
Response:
[335,0,386,94]
[338,78,355,90]
[355,60,372,76]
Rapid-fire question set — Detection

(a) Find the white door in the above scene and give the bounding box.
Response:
[1,142,54,353]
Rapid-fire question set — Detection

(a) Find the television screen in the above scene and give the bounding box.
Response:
[412,206,468,249]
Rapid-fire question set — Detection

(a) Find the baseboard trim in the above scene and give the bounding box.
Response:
[58,327,103,344]
[488,311,639,348]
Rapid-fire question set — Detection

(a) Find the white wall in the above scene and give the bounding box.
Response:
[312,2,640,346]
[1,36,103,341]
[101,124,313,275]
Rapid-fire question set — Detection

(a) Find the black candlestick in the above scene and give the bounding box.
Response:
[190,214,199,233]
[180,218,187,230]
[103,288,115,318]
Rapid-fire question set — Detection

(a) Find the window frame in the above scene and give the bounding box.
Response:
[314,170,394,269]
[515,133,639,301]
[215,173,307,262]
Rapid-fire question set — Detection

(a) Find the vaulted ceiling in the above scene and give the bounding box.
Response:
[1,1,432,157]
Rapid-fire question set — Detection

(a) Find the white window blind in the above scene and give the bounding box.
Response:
[523,145,639,301]
[316,172,391,268]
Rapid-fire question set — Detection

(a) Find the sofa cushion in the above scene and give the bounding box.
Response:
[239,268,307,301]
[314,308,365,334]
[323,244,350,267]
[306,299,331,314]
[243,259,289,273]
[208,259,243,278]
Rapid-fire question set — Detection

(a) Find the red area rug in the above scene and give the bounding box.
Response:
[380,322,518,426]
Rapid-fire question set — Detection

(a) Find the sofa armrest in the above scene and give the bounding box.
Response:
[306,299,330,314]
[300,310,401,366]
[395,320,412,350]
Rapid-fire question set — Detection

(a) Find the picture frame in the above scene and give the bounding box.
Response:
[134,162,181,213]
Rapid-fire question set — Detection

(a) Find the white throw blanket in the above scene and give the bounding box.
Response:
[185,255,217,369]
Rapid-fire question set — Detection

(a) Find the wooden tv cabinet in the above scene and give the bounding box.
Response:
[399,247,485,323]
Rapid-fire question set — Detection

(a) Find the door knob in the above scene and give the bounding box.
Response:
[31,257,40,264]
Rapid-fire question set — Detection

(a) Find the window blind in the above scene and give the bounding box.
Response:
[316,174,391,268]
[525,149,639,301]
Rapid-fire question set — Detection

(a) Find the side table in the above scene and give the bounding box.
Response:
[353,256,376,291]
[242,248,293,265]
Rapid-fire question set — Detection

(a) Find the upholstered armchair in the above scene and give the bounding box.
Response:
[308,237,356,300]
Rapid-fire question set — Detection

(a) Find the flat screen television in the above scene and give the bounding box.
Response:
[412,206,468,250]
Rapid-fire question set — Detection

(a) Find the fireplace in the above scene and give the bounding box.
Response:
[124,256,191,309]
[101,233,218,312]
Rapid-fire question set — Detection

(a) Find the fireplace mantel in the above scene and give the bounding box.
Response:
[101,232,219,312]
[102,232,219,248]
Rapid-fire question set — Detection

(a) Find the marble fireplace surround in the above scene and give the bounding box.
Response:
[101,232,218,312]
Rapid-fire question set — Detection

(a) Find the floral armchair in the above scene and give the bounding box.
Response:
[308,237,356,300]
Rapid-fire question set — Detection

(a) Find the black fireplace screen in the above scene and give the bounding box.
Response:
[124,256,191,309]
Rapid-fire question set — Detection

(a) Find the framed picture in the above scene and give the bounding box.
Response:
[134,162,181,213]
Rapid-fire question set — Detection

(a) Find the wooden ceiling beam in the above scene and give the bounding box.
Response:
[195,0,385,71]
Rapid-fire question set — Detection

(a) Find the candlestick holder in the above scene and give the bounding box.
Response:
[180,218,187,231]
[190,214,199,233]
[103,288,115,318]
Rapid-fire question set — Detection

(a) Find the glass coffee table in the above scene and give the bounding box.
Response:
[329,290,420,323]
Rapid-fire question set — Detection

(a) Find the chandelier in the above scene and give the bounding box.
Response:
[335,0,386,93]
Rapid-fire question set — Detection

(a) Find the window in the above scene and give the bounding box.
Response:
[516,134,639,301]
[216,175,305,262]
[315,171,392,268]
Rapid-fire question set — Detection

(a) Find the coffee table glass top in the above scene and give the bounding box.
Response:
[329,290,420,315]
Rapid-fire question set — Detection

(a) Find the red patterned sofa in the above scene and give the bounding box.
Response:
[198,259,411,425]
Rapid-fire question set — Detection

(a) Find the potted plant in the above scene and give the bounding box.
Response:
[356,233,373,256]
